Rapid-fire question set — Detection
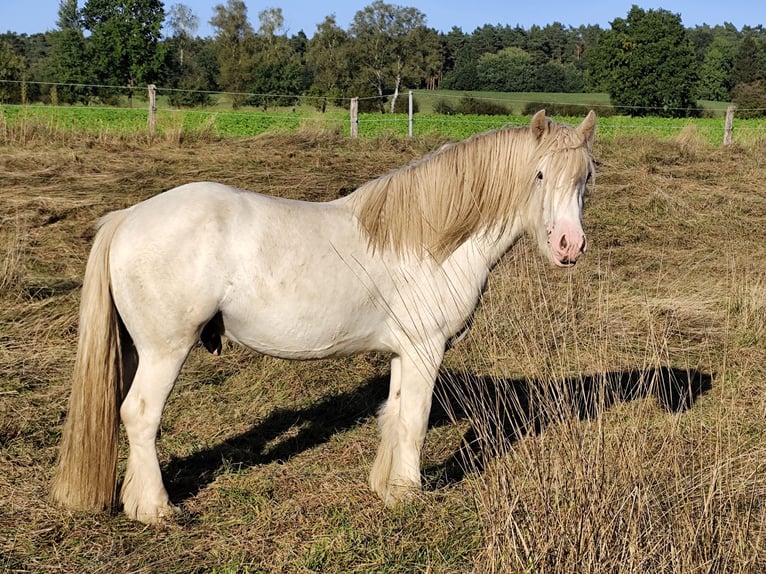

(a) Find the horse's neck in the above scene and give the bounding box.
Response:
[441,219,525,298]
[472,218,526,267]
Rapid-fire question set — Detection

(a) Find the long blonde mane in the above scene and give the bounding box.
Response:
[351,116,593,261]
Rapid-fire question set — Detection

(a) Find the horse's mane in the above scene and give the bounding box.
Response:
[350,118,591,262]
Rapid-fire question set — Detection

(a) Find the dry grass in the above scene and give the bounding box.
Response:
[1,128,765,573]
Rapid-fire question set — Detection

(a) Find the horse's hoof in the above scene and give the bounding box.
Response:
[384,481,420,507]
[157,503,181,521]
[130,502,180,525]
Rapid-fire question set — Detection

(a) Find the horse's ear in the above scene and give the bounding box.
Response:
[577,110,597,149]
[530,109,548,141]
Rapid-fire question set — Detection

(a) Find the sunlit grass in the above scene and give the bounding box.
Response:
[1,128,764,572]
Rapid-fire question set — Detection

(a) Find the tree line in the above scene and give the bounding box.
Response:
[1,0,765,117]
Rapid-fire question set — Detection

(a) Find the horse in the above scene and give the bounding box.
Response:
[51,109,597,524]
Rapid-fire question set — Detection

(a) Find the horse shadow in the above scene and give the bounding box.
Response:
[163,365,712,504]
[427,366,714,485]
[163,374,389,502]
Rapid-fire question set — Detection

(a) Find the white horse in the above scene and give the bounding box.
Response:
[51,110,596,524]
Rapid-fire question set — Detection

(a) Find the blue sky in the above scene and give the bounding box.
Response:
[1,1,762,37]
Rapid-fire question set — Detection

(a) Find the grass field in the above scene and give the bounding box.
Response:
[1,122,765,572]
[2,90,764,146]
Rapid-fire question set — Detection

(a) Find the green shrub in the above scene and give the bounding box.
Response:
[392,94,419,114]
[456,96,509,116]
[433,99,456,114]
[732,81,766,119]
[522,101,616,117]
[433,96,509,116]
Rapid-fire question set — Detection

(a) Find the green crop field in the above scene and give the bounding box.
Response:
[1,90,764,146]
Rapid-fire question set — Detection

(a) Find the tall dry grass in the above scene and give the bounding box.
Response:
[431,129,766,572]
[437,247,763,573]
[0,216,26,294]
[0,126,764,572]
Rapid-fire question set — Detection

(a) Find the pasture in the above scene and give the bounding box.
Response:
[1,124,765,572]
[4,99,766,145]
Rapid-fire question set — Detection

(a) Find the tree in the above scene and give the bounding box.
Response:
[0,40,25,103]
[589,6,699,117]
[50,0,88,104]
[257,7,284,38]
[441,26,468,80]
[164,3,215,107]
[210,0,255,107]
[167,3,199,66]
[80,0,166,102]
[470,24,524,55]
[443,24,528,91]
[533,61,584,92]
[407,26,442,91]
[246,7,306,107]
[476,47,533,92]
[56,0,82,30]
[349,0,427,113]
[696,37,734,101]
[732,79,766,118]
[441,28,478,91]
[527,22,571,65]
[732,34,764,87]
[306,15,351,109]
[48,26,92,103]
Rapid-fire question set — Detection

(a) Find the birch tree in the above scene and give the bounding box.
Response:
[349,0,426,113]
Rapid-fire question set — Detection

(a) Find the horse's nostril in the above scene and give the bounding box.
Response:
[560,236,568,250]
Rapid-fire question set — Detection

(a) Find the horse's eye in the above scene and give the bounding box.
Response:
[536,171,543,180]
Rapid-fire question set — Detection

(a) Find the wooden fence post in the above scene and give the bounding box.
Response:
[350,97,359,138]
[408,91,413,138]
[723,105,735,146]
[148,84,157,137]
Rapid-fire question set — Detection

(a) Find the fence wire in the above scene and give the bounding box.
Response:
[2,80,766,145]
[3,78,766,115]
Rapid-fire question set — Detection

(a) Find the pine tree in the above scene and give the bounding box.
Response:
[732,34,764,87]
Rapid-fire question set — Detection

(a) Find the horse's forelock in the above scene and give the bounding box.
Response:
[536,124,595,185]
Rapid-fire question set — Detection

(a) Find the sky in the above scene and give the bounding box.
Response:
[0,0,763,38]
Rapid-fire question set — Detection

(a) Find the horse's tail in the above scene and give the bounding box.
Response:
[51,209,130,512]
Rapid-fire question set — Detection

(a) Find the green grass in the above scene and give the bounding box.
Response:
[2,89,759,146]
[4,107,763,148]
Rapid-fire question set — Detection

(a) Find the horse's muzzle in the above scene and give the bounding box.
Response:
[548,223,587,267]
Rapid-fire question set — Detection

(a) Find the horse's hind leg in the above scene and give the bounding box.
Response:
[119,346,190,524]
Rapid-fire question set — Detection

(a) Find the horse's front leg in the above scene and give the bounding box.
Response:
[370,345,443,506]
[119,348,188,524]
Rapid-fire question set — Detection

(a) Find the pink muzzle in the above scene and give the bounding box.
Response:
[548,221,587,267]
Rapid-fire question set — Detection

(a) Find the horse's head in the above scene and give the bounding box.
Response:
[526,109,596,268]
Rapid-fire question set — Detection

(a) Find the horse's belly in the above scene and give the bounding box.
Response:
[219,290,394,359]
[228,329,387,360]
